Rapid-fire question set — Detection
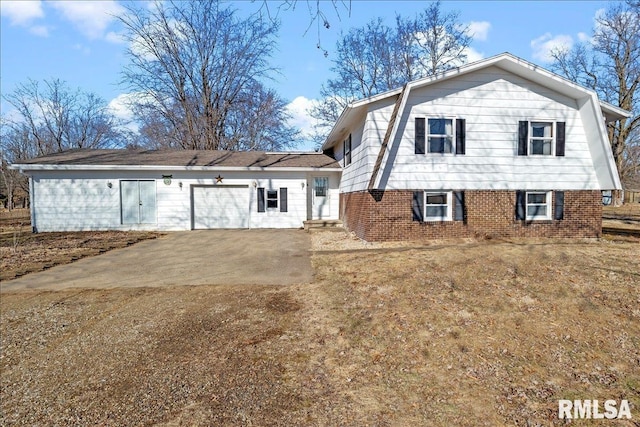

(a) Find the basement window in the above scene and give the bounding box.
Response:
[425,192,452,221]
[526,191,551,220]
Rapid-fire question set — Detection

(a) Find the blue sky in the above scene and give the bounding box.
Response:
[1,0,613,150]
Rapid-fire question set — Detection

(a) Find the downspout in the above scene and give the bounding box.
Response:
[28,174,37,233]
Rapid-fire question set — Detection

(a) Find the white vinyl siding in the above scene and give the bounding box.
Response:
[28,169,340,231]
[358,66,600,191]
[335,109,372,193]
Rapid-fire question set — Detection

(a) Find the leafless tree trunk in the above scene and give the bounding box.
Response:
[551,1,640,204]
[2,79,123,156]
[119,0,298,151]
[311,1,471,144]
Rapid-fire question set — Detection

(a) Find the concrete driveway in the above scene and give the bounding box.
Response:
[2,230,313,291]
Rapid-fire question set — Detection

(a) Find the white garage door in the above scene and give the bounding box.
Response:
[192,185,250,229]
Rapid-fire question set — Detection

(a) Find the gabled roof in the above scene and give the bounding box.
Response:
[323,52,630,151]
[322,52,627,190]
[11,149,341,171]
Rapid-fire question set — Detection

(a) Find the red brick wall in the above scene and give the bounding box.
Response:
[340,190,602,241]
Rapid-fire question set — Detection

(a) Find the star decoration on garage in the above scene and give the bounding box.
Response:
[216,174,224,183]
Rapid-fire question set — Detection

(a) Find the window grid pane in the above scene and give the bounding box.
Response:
[428,119,453,154]
[526,192,549,219]
[267,190,278,209]
[529,122,553,155]
[425,192,449,220]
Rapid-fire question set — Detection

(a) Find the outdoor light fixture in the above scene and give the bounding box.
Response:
[162,174,173,185]
[252,180,257,188]
[179,182,183,189]
[301,182,305,189]
[107,181,113,188]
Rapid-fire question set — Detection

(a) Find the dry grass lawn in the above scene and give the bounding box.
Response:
[1,226,639,426]
[0,209,161,281]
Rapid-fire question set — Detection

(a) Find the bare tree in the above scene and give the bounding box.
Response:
[119,0,298,151]
[311,1,471,143]
[2,79,122,156]
[551,1,640,199]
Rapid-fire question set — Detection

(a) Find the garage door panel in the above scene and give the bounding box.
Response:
[192,186,249,229]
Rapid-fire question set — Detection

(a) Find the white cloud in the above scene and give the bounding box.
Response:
[105,31,126,44]
[1,0,49,36]
[463,47,484,63]
[0,0,44,25]
[49,0,125,41]
[29,24,49,37]
[286,96,318,142]
[467,21,491,42]
[577,32,591,43]
[530,33,573,63]
[108,93,139,132]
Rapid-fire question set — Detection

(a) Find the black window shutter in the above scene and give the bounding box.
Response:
[556,122,566,156]
[515,190,526,220]
[454,191,465,222]
[412,191,424,222]
[415,118,425,154]
[518,121,528,156]
[346,134,352,165]
[456,119,466,155]
[280,188,288,212]
[257,187,265,212]
[554,191,564,220]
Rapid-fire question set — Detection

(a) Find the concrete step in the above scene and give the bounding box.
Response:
[303,220,344,231]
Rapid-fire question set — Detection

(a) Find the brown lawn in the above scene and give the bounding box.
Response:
[0,209,161,281]
[1,222,638,426]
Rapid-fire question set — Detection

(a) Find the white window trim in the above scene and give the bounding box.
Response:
[424,191,453,222]
[526,191,552,220]
[266,189,278,209]
[528,121,555,156]
[427,117,456,155]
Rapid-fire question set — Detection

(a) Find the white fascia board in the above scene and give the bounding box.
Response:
[599,100,632,121]
[10,164,342,173]
[587,94,623,190]
[372,86,411,190]
[322,88,405,151]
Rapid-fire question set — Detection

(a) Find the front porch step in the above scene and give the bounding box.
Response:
[303,220,344,231]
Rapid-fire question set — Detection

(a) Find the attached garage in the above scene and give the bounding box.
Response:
[12,149,341,232]
[191,185,250,229]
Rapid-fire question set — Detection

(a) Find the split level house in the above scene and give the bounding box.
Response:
[11,53,629,241]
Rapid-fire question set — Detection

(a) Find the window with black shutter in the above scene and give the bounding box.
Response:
[280,188,288,213]
[257,188,265,212]
[455,119,466,155]
[415,118,426,154]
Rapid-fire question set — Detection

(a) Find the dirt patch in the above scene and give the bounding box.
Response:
[2,231,638,426]
[1,209,162,282]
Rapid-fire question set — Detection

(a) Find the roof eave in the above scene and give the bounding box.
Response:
[9,164,342,173]
[599,101,632,121]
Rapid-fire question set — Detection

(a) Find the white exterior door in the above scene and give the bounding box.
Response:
[121,180,157,224]
[312,176,330,220]
[192,185,249,229]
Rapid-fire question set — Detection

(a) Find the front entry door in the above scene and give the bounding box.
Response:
[312,176,330,219]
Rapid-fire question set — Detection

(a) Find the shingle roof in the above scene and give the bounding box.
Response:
[14,149,341,169]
